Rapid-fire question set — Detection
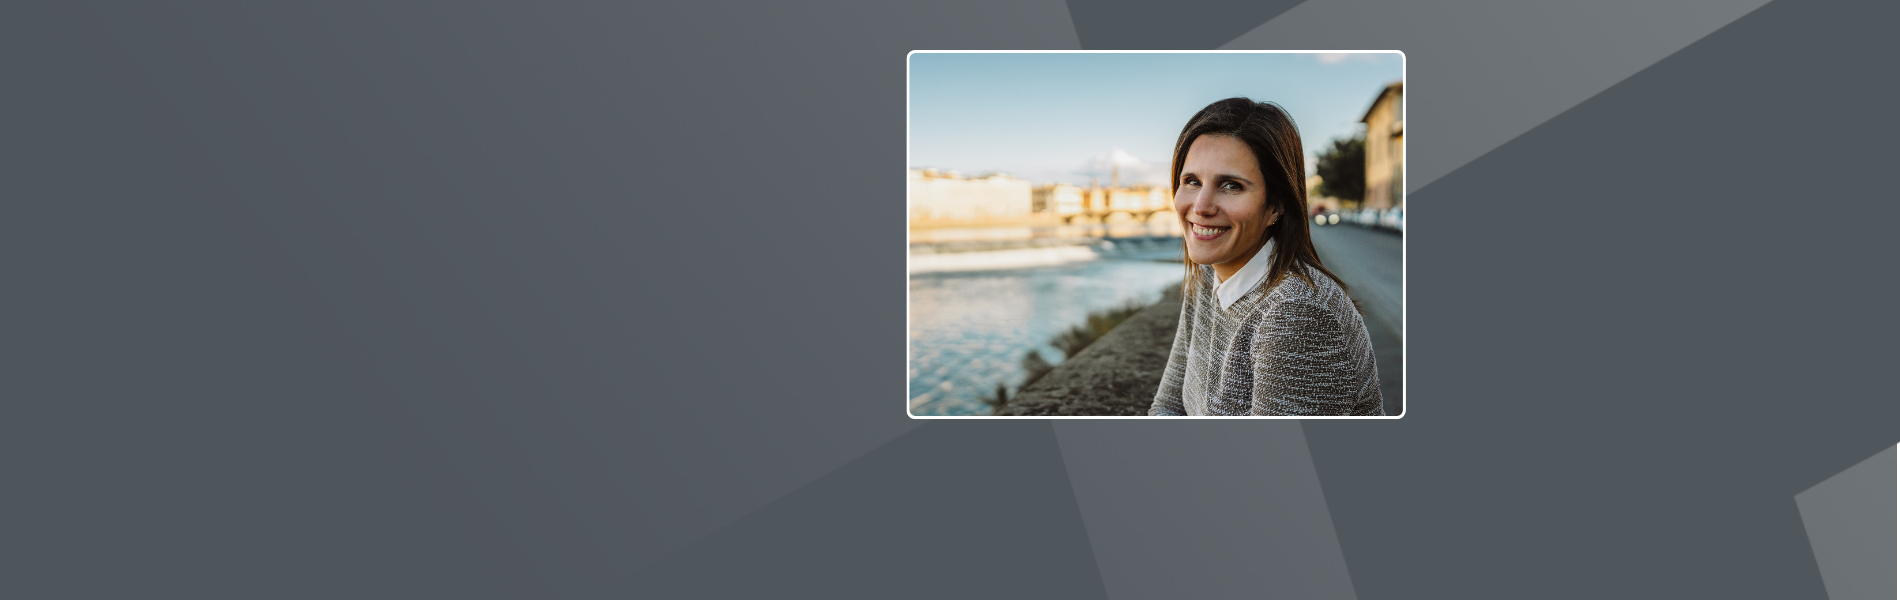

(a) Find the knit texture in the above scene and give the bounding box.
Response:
[1149,262,1384,416]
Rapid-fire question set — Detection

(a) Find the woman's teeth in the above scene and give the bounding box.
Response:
[1193,225,1228,236]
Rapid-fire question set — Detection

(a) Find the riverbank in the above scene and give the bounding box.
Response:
[996,287,1182,416]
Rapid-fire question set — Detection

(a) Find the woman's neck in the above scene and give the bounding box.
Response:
[1213,260,1244,283]
[1213,238,1270,283]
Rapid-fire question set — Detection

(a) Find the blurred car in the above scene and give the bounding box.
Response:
[1334,207,1405,232]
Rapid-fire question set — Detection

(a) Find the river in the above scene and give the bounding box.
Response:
[908,235,1186,416]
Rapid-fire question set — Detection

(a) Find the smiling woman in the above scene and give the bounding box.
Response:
[1150,98,1384,416]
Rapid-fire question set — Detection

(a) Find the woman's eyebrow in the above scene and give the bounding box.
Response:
[1213,173,1254,184]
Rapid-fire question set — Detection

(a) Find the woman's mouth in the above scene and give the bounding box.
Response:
[1190,224,1230,241]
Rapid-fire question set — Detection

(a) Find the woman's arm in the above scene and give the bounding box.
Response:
[1147,290,1195,416]
[1250,297,1366,416]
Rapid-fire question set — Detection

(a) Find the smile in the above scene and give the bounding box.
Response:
[1190,224,1230,240]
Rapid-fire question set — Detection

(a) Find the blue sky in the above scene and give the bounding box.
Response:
[908,52,1401,186]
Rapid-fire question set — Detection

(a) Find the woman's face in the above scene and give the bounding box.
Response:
[1176,134,1279,274]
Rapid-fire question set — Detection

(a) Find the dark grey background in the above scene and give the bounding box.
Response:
[4,1,1896,598]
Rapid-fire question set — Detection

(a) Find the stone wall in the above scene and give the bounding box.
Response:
[997,288,1181,416]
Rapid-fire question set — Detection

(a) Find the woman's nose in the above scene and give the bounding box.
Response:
[1192,195,1218,216]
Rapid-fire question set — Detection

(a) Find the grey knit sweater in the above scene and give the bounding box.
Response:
[1149,262,1384,416]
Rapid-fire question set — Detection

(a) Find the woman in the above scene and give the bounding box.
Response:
[1149,98,1383,416]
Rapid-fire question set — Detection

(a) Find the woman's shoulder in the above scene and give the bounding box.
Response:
[1257,265,1352,324]
[1263,264,1344,303]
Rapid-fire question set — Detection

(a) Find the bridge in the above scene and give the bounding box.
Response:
[1036,179,1173,225]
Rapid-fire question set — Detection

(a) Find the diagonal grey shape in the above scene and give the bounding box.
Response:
[1796,446,1897,600]
[1224,0,1772,194]
[1053,421,1356,599]
[638,422,1106,599]
[1063,0,1308,49]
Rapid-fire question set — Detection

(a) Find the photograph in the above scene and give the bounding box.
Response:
[907,51,1405,417]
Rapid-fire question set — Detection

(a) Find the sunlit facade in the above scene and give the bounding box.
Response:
[1361,81,1404,210]
[907,168,1033,222]
[1097,185,1168,212]
[1032,183,1085,217]
[909,168,1173,225]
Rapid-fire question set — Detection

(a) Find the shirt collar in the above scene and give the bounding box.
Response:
[1214,238,1274,309]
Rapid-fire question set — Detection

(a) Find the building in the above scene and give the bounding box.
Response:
[1103,185,1168,212]
[910,167,1172,224]
[1031,183,1085,217]
[1079,184,1170,220]
[1360,81,1404,210]
[907,168,1033,222]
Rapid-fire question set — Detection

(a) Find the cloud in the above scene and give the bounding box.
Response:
[1080,148,1168,186]
[963,149,1173,187]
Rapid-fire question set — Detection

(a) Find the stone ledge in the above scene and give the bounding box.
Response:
[997,288,1181,416]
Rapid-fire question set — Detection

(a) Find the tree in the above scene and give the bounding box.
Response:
[1313,135,1366,202]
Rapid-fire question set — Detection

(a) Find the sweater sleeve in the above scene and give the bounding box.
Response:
[1147,288,1195,416]
[1250,296,1362,416]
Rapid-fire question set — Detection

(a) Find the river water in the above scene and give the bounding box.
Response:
[908,236,1186,416]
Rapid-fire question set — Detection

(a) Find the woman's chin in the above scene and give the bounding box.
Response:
[1185,253,1226,266]
[1185,245,1230,266]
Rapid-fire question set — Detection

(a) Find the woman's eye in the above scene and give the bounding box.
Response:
[1220,181,1242,191]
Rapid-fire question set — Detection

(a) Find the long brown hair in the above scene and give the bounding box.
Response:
[1171,98,1345,299]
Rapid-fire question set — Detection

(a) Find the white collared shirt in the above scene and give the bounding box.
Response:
[1213,239,1275,309]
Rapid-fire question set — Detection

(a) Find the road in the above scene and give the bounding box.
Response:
[1310,224,1404,416]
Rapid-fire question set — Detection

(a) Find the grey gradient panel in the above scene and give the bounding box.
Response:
[11,1,1900,599]
[1225,0,1771,194]
[2,0,1081,597]
[1053,421,1355,599]
[1299,0,1900,597]
[640,422,1106,599]
[1063,0,1308,49]
[1797,446,1897,600]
